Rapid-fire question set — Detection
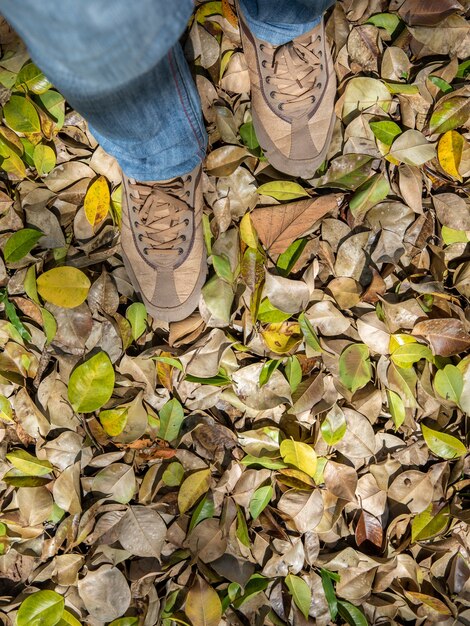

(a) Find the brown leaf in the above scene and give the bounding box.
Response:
[412,318,470,356]
[250,195,338,256]
[394,0,464,26]
[355,510,383,550]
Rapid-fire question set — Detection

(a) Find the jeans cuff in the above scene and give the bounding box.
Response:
[237,0,322,46]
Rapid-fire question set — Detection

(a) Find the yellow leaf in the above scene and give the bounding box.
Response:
[178,469,211,513]
[186,576,222,626]
[240,212,258,249]
[389,333,416,353]
[261,322,301,354]
[37,266,90,308]
[280,439,317,478]
[405,592,451,616]
[438,130,464,182]
[84,176,110,228]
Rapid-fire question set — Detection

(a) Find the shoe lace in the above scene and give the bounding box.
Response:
[264,34,324,115]
[128,174,193,263]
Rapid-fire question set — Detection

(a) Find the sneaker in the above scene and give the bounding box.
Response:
[238,8,336,179]
[121,164,207,322]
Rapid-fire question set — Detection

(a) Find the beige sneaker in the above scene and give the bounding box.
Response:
[121,164,207,322]
[238,8,336,179]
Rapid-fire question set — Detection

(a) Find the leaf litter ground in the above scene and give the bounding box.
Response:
[0,1,470,625]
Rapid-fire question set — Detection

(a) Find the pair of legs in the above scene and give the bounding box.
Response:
[0,0,336,320]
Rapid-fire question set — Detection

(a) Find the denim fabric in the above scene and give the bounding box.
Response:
[241,0,336,45]
[0,0,334,180]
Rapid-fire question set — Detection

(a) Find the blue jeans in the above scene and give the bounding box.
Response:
[0,0,334,180]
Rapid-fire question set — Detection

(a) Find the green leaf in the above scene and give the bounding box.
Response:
[385,83,419,95]
[370,120,402,146]
[428,76,453,94]
[189,494,215,531]
[6,449,52,476]
[3,228,43,263]
[0,394,13,423]
[67,351,115,413]
[239,121,259,150]
[178,469,211,514]
[257,181,309,201]
[321,404,347,445]
[3,95,41,133]
[411,504,450,542]
[285,574,311,619]
[33,144,56,175]
[434,364,463,404]
[429,97,470,135]
[125,302,147,341]
[37,266,91,308]
[387,389,406,429]
[241,454,288,470]
[212,253,234,283]
[276,238,307,276]
[249,484,273,519]
[162,462,185,487]
[3,470,51,487]
[40,306,57,344]
[37,90,65,129]
[16,590,65,626]
[57,610,82,626]
[236,505,250,546]
[285,355,302,393]
[185,370,231,386]
[457,59,470,78]
[320,569,338,620]
[298,312,322,352]
[349,174,390,217]
[421,423,466,460]
[108,619,139,626]
[337,600,368,626]
[339,343,372,392]
[441,225,469,245]
[159,398,185,442]
[0,289,31,342]
[259,359,281,387]
[99,406,129,437]
[391,343,433,368]
[280,439,317,478]
[366,13,401,35]
[257,298,291,323]
[16,62,52,94]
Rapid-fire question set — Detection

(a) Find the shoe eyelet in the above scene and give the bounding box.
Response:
[312,95,316,103]
[187,175,192,182]
[318,50,323,57]
[144,248,149,256]
[181,235,186,242]
[262,60,267,68]
[317,35,322,42]
[134,221,139,228]
[270,90,276,99]
[266,76,271,84]
[317,82,322,89]
[259,43,265,51]
[178,248,184,255]
[184,218,190,226]
[138,234,143,241]
[185,190,190,197]
[278,103,284,111]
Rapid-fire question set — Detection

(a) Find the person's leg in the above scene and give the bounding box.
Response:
[0,0,208,321]
[236,0,337,178]
[0,0,207,181]
[239,0,336,46]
